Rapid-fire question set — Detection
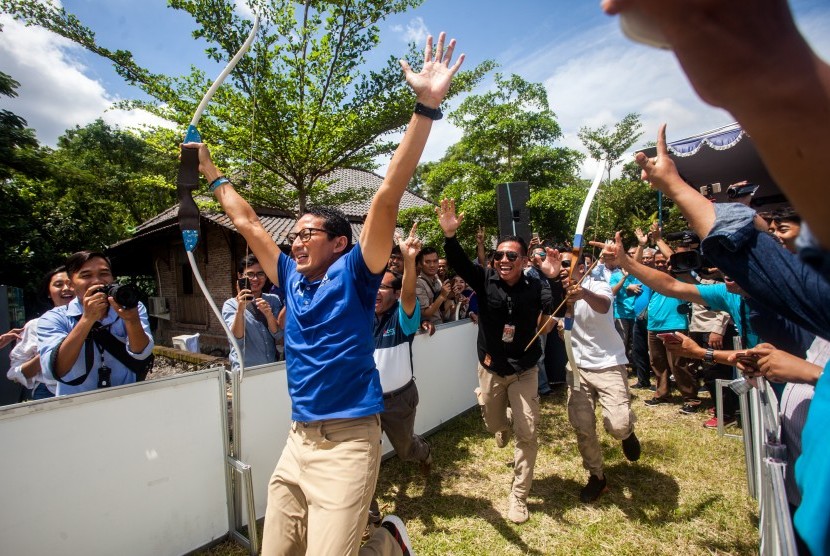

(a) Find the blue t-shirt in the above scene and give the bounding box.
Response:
[696,283,759,348]
[277,243,384,421]
[632,281,650,318]
[609,270,637,319]
[794,361,830,556]
[647,291,688,332]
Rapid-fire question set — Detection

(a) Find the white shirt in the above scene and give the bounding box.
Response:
[569,276,628,370]
[7,318,58,394]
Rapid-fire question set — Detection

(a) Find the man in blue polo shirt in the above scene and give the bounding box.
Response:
[187,32,464,556]
[367,227,431,532]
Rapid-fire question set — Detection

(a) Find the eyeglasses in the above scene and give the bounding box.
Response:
[286,227,334,244]
[378,283,396,291]
[242,271,266,280]
[493,250,520,262]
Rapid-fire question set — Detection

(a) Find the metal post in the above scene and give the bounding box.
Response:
[228,457,260,556]
[738,387,756,498]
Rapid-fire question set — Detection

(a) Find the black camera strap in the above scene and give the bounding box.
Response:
[54,318,154,386]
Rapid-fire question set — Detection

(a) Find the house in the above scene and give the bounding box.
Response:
[107,168,432,354]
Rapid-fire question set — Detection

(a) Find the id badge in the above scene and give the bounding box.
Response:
[502,324,516,343]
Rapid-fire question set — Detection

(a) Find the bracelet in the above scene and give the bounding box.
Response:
[209,176,230,191]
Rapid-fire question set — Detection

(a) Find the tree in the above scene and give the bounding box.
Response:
[4,0,494,213]
[0,71,43,180]
[405,73,583,252]
[0,120,177,296]
[578,112,643,178]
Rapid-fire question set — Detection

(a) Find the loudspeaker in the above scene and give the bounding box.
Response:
[496,181,532,242]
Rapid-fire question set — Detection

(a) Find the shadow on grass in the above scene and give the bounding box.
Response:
[377,410,546,555]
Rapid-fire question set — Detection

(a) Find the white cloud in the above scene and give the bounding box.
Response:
[233,0,255,20]
[0,15,173,146]
[390,17,430,45]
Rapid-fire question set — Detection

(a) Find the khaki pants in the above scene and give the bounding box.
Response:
[261,414,401,556]
[380,380,430,463]
[476,364,539,499]
[648,330,698,401]
[567,364,636,477]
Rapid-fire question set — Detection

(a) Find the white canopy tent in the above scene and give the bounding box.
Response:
[639,123,786,209]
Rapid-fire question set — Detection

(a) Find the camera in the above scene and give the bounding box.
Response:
[727,182,760,199]
[664,230,700,245]
[237,277,251,291]
[699,182,722,199]
[94,282,140,309]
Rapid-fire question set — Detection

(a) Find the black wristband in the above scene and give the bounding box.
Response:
[414,102,443,120]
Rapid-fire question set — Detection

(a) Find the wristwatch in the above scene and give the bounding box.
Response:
[703,347,715,366]
[414,102,443,120]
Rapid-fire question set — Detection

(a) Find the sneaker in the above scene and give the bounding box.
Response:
[495,429,511,448]
[580,474,608,503]
[704,416,737,429]
[419,444,433,476]
[507,493,529,524]
[644,397,669,406]
[381,515,414,556]
[622,432,641,462]
[679,402,702,414]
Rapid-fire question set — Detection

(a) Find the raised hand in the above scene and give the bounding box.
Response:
[634,227,648,246]
[436,198,464,237]
[539,247,562,278]
[398,222,422,262]
[476,225,486,245]
[634,124,682,194]
[589,232,626,267]
[399,32,465,109]
[649,220,663,242]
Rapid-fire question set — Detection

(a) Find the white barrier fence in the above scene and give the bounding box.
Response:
[0,320,480,555]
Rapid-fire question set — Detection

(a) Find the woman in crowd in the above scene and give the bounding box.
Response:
[6,267,75,400]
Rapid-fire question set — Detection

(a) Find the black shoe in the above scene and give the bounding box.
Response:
[631,383,651,390]
[649,385,657,391]
[622,432,641,461]
[679,402,702,414]
[580,474,608,503]
[644,397,669,406]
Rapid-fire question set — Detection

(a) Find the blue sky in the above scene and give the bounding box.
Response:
[2,0,830,177]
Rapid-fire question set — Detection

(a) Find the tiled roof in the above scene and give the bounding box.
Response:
[117,168,433,248]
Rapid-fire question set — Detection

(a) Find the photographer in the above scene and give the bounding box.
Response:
[222,254,284,370]
[38,251,153,396]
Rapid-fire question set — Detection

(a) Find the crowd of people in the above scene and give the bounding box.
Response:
[4,0,830,553]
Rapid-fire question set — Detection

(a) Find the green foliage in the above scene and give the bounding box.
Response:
[0,119,177,297]
[3,0,494,214]
[0,71,43,180]
[578,112,643,176]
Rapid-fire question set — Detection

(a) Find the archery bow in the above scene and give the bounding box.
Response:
[562,158,607,390]
[177,15,261,380]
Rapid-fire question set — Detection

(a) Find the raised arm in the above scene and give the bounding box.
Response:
[398,223,421,317]
[189,143,281,288]
[602,0,830,248]
[593,232,706,306]
[360,33,465,273]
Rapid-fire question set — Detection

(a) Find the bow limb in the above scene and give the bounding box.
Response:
[177,15,260,379]
[563,157,608,390]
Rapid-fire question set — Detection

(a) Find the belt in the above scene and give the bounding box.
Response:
[383,378,415,400]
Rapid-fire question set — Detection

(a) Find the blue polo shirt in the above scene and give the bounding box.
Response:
[609,270,637,319]
[647,291,688,332]
[695,283,759,348]
[277,243,384,421]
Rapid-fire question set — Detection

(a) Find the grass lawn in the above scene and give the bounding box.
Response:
[202,385,758,555]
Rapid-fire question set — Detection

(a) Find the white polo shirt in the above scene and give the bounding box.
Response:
[569,276,628,370]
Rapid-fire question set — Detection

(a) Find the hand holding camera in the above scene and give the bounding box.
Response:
[237,277,254,304]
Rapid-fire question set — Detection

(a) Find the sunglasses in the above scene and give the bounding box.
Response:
[561,260,571,268]
[493,250,520,262]
[533,251,546,260]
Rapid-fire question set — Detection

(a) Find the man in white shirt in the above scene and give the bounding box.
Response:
[561,253,641,503]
